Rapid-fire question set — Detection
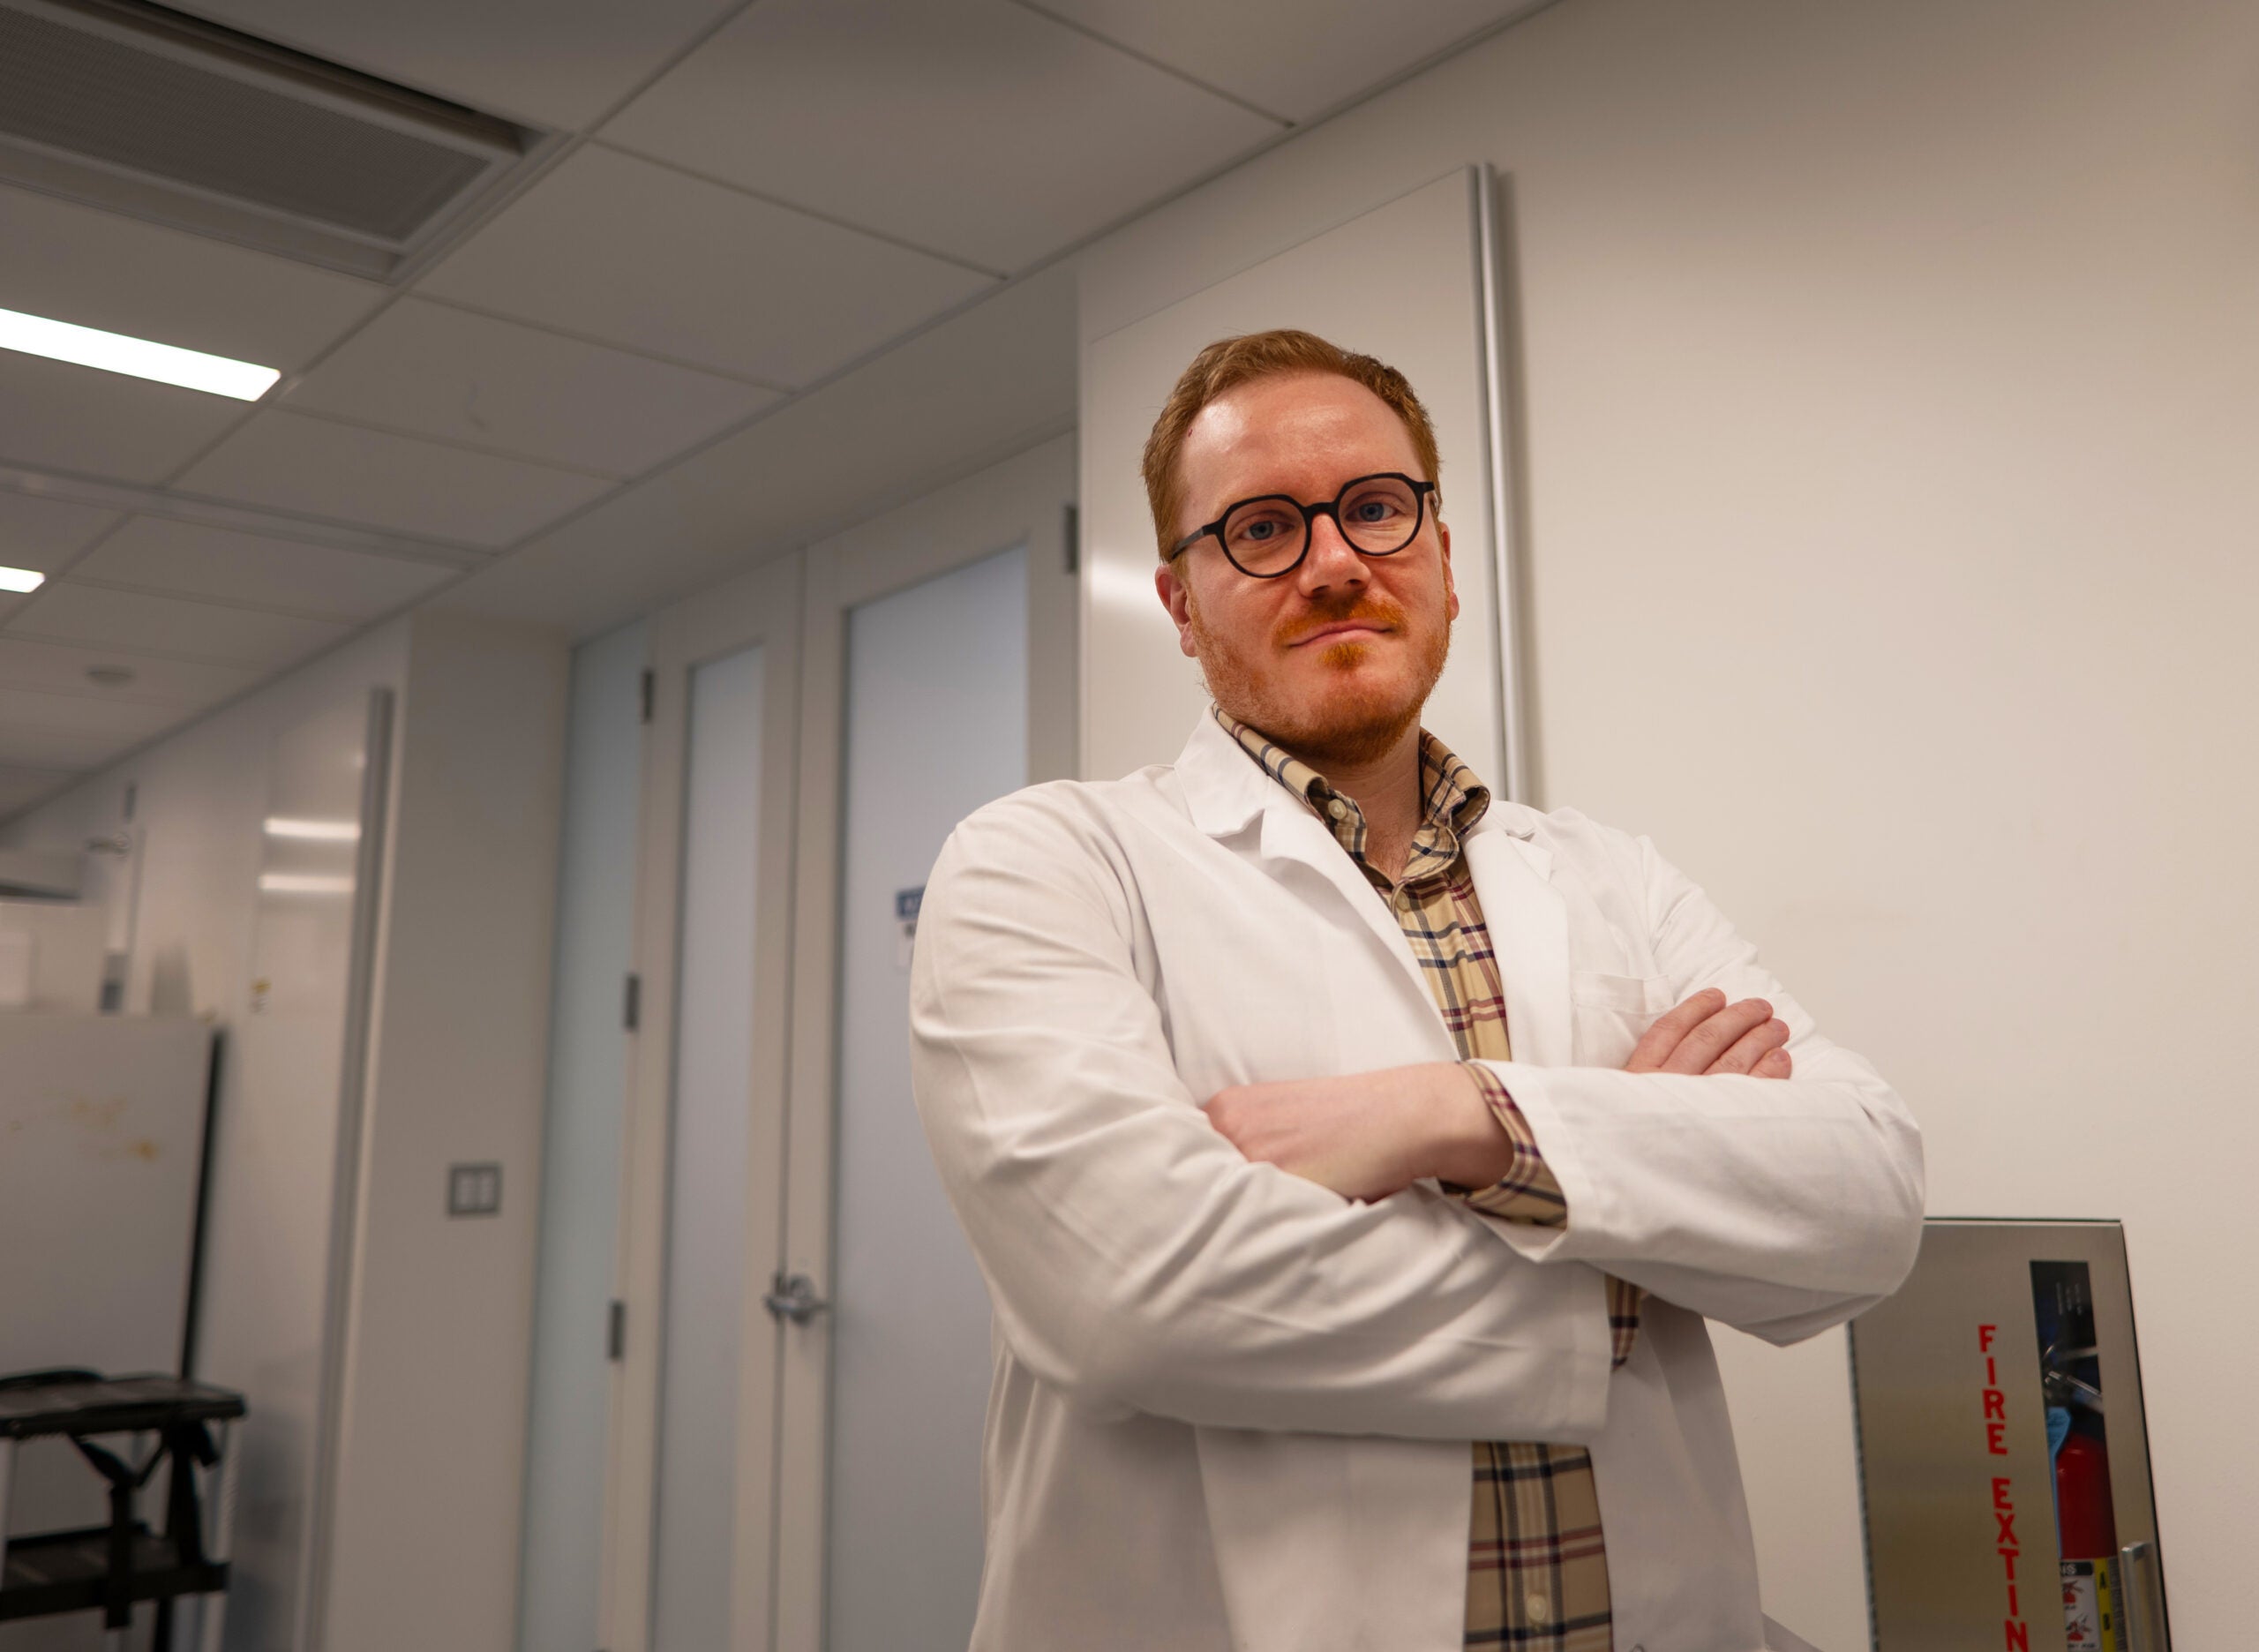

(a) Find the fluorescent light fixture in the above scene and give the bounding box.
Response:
[259,872,354,895]
[0,304,280,401]
[0,566,44,593]
[263,816,360,841]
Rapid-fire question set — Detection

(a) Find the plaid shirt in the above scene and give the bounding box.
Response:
[1218,709,1640,1652]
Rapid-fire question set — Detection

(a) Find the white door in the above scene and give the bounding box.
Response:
[824,544,1025,1650]
[604,436,1074,1652]
[772,439,1077,1651]
[604,558,803,1652]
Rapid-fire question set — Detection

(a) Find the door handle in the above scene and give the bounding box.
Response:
[762,1272,829,1325]
[2118,1540,2168,1652]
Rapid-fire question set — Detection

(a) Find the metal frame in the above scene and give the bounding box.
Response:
[1473,161,1533,806]
[1849,1219,2171,1652]
[602,554,806,1652]
[200,1417,239,1649]
[299,686,394,1652]
[769,436,1077,1652]
[598,434,1076,1652]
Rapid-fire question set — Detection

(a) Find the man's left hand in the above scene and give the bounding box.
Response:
[1202,1063,1495,1202]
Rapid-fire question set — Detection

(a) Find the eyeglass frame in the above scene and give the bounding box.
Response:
[1166,471,1440,579]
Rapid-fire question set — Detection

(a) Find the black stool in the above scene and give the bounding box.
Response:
[0,1370,245,1651]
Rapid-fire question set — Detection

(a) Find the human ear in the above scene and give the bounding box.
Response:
[1437,522,1460,622]
[1155,563,1199,657]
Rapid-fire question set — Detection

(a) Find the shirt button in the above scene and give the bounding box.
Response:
[1392,888,1414,912]
[1525,1592,1551,1624]
[1325,798,1347,820]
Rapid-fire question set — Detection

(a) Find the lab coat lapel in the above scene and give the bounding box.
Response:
[1175,711,1432,1015]
[1253,803,1430,1006]
[1463,817,1572,1069]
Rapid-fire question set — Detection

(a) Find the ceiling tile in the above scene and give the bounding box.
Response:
[600,0,1281,273]
[0,724,142,771]
[171,411,613,546]
[0,351,247,484]
[0,491,122,572]
[1023,0,1547,124]
[71,517,457,621]
[417,146,995,387]
[0,683,184,743]
[0,637,262,706]
[184,0,747,131]
[445,262,1077,635]
[0,762,81,818]
[280,298,780,476]
[0,182,384,372]
[7,582,352,670]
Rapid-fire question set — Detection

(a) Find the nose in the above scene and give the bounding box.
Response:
[1294,509,1370,597]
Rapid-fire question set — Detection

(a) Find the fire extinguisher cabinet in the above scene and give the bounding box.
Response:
[1848,1219,2170,1652]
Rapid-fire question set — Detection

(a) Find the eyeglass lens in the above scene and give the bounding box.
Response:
[1222,476,1423,575]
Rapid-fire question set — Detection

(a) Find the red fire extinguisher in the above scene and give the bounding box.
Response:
[2055,1429,2118,1558]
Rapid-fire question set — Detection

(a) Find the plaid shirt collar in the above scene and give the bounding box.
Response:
[1212,705,1491,884]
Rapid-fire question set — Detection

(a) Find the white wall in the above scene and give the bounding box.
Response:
[1075,0,2259,1642]
[325,610,568,1652]
[0,610,569,1652]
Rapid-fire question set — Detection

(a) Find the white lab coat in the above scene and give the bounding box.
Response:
[908,712,1923,1652]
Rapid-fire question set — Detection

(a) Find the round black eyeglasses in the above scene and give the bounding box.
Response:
[1167,472,1438,579]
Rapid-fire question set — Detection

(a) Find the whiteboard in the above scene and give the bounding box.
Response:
[1079,167,1515,790]
[0,1008,214,1632]
[0,1012,214,1378]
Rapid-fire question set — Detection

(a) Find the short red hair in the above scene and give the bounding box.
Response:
[1141,329,1442,559]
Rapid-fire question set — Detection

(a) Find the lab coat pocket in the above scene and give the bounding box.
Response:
[1568,970,1673,1067]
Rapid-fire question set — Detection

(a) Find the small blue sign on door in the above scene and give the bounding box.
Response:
[896,886,925,969]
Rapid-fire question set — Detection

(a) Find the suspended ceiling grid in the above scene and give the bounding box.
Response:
[0,0,1550,819]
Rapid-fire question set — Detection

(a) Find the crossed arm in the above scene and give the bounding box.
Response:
[1202,989,1794,1205]
[909,797,1922,1439]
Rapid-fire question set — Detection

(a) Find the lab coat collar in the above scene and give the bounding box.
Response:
[1175,708,1280,839]
[1172,707,1546,843]
[1175,710,1430,1007]
[1173,710,1566,1052]
[1172,710,1573,1068]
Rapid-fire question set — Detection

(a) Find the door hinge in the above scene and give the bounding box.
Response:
[607,1300,626,1362]
[639,668,655,724]
[1062,501,1079,576]
[623,972,641,1031]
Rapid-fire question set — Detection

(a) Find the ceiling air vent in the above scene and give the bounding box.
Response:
[0,0,544,280]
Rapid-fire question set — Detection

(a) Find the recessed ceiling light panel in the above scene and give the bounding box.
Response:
[0,564,48,591]
[0,303,279,398]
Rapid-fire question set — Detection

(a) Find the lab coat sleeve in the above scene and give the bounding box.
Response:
[908,790,1614,1442]
[1472,826,1925,1346]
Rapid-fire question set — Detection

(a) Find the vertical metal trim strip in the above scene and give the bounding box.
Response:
[1472,162,1531,805]
[301,684,395,1652]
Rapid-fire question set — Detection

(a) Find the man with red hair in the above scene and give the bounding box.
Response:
[910,329,1920,1651]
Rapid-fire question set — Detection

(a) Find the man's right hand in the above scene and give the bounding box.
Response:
[1625,987,1793,1078]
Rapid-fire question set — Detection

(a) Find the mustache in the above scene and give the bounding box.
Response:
[1278,597,1407,647]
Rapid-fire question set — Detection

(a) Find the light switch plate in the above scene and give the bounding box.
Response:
[447,1161,502,1217]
